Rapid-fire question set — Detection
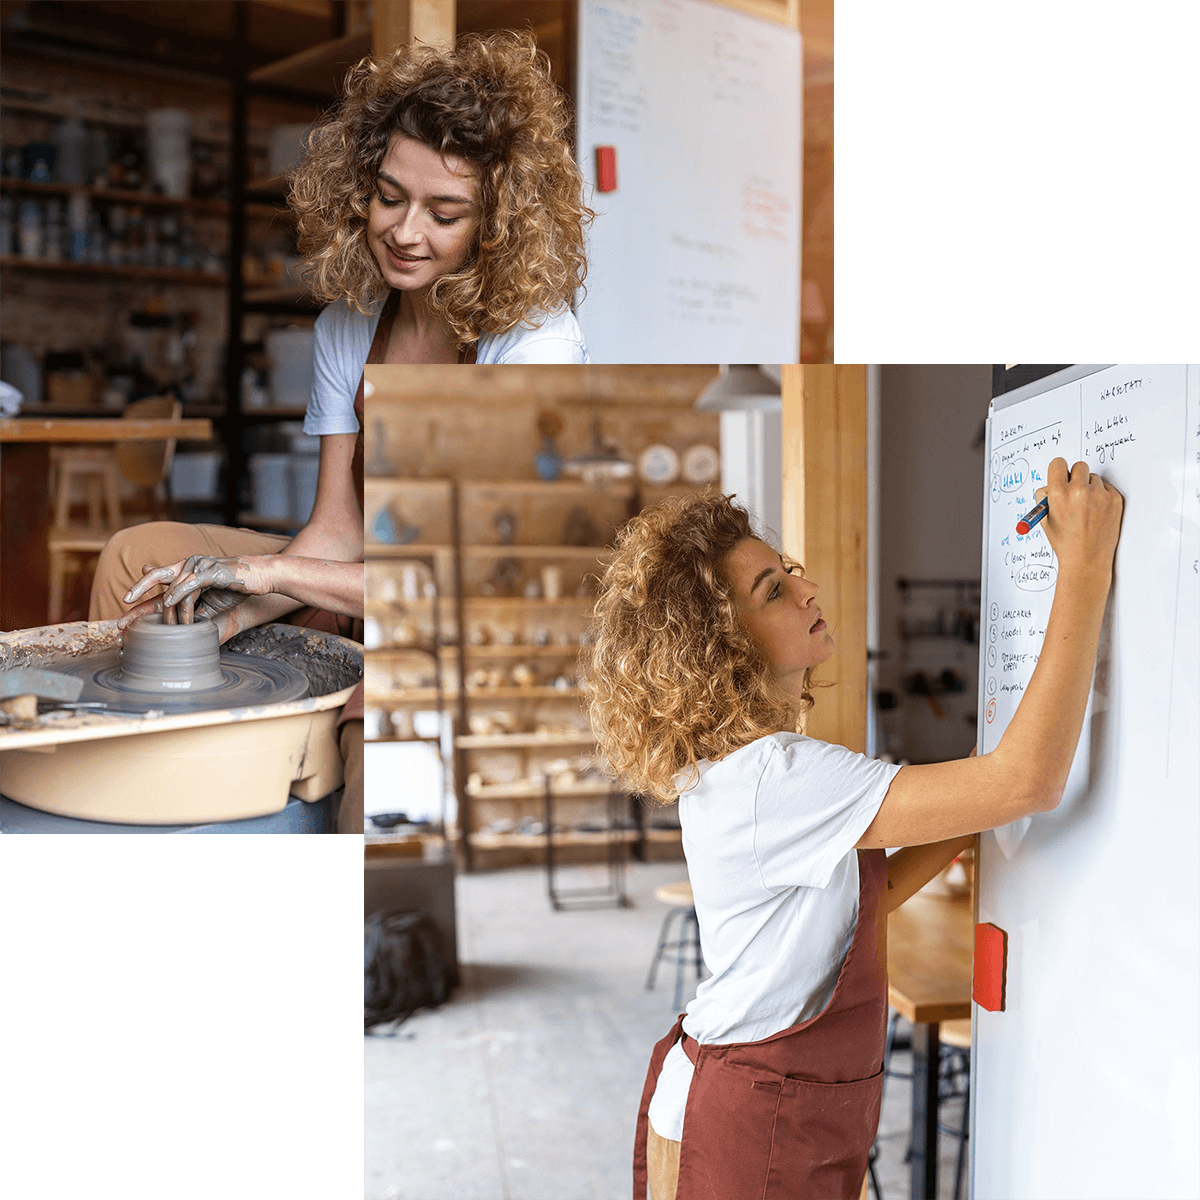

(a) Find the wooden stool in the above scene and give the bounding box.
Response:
[50,446,123,531]
[47,396,181,623]
[645,881,705,1009]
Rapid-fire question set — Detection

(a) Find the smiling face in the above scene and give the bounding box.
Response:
[725,537,835,697]
[366,133,481,293]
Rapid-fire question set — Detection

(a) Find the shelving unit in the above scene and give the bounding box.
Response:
[0,5,367,550]
[364,474,639,872]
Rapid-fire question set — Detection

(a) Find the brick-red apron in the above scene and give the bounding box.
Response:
[633,847,889,1200]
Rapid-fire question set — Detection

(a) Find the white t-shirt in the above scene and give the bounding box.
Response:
[303,298,589,437]
[646,732,900,1142]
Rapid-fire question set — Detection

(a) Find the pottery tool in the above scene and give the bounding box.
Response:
[1015,496,1049,535]
[0,666,84,721]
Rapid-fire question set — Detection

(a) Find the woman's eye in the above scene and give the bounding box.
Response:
[768,582,781,601]
[377,193,401,207]
[431,213,461,227]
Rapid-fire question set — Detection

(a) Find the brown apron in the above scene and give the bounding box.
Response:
[633,848,889,1200]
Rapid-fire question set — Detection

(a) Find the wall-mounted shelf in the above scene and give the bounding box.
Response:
[0,254,228,286]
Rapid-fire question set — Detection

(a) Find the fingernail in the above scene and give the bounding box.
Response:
[123,592,133,603]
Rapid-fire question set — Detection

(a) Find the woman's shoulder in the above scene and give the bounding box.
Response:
[689,732,804,789]
[477,307,588,364]
[316,296,384,335]
[701,731,886,786]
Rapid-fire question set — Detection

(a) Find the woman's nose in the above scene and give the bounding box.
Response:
[390,206,422,244]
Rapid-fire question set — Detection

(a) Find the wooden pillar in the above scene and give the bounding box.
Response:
[373,0,456,55]
[781,364,868,752]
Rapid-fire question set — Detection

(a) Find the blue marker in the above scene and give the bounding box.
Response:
[1015,496,1048,536]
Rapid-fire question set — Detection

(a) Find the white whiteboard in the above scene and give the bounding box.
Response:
[575,0,801,363]
[972,366,1200,1199]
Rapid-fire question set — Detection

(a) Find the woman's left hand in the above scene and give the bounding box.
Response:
[119,555,276,631]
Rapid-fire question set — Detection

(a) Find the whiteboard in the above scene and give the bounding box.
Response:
[972,366,1200,1199]
[575,0,801,363]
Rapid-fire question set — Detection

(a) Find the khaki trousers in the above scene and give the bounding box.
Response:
[647,1125,681,1200]
[645,1124,870,1200]
[88,522,291,622]
[89,521,362,834]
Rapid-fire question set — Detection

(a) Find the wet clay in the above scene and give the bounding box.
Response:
[119,614,223,692]
[52,615,311,714]
[1,620,361,713]
[225,624,362,697]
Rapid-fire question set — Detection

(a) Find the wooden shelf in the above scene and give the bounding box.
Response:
[0,178,230,215]
[366,476,636,496]
[467,780,612,800]
[367,686,580,704]
[456,732,595,749]
[468,829,637,849]
[247,31,372,95]
[458,644,584,658]
[368,542,607,559]
[0,255,227,285]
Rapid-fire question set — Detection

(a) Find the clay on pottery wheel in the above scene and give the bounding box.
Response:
[118,613,223,692]
[54,615,311,714]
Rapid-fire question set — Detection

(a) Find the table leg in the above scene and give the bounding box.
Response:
[1,442,51,630]
[910,1020,940,1200]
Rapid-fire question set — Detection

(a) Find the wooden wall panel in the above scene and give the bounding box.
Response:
[373,0,457,53]
[781,364,867,751]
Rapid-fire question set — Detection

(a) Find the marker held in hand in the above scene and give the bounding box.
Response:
[1016,496,1049,536]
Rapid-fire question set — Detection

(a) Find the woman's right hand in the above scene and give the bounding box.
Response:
[117,556,270,644]
[1034,457,1124,581]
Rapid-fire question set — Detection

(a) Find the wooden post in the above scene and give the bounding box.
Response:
[781,364,868,752]
[373,0,456,56]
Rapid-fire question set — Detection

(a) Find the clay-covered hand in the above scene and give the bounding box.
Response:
[119,555,276,638]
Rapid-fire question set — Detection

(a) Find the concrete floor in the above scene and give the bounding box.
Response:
[365,861,968,1200]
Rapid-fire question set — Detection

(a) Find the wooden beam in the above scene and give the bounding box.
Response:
[373,0,456,55]
[781,364,868,752]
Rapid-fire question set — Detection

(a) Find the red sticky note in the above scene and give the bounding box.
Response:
[973,922,1008,1012]
[595,145,617,193]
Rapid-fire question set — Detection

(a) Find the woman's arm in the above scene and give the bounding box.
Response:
[120,433,363,640]
[883,835,976,914]
[222,432,363,628]
[858,458,1123,849]
[881,747,977,914]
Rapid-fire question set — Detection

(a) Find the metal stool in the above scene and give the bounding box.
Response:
[645,881,705,1009]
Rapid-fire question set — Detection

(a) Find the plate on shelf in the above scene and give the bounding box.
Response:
[638,444,680,484]
[682,443,720,485]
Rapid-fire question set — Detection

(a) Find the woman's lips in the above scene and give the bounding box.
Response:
[385,245,428,269]
[810,617,826,633]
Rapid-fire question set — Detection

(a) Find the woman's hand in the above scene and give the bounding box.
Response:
[118,555,277,641]
[1035,457,1124,582]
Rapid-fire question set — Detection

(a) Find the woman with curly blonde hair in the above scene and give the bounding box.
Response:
[291,28,592,378]
[89,34,593,836]
[584,477,1122,1200]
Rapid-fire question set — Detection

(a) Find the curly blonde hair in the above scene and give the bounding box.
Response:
[289,30,592,348]
[581,492,817,804]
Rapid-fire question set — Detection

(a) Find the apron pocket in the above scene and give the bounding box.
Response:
[762,1068,885,1200]
[675,1070,784,1200]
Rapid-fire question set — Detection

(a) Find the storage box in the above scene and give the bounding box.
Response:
[170,450,222,501]
[46,371,94,405]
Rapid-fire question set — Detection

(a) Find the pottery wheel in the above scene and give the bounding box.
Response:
[54,614,309,714]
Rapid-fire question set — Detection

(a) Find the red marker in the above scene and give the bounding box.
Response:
[1015,496,1048,535]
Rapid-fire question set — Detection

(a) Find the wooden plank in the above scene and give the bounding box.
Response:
[374,0,456,55]
[0,419,212,443]
[781,365,868,752]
